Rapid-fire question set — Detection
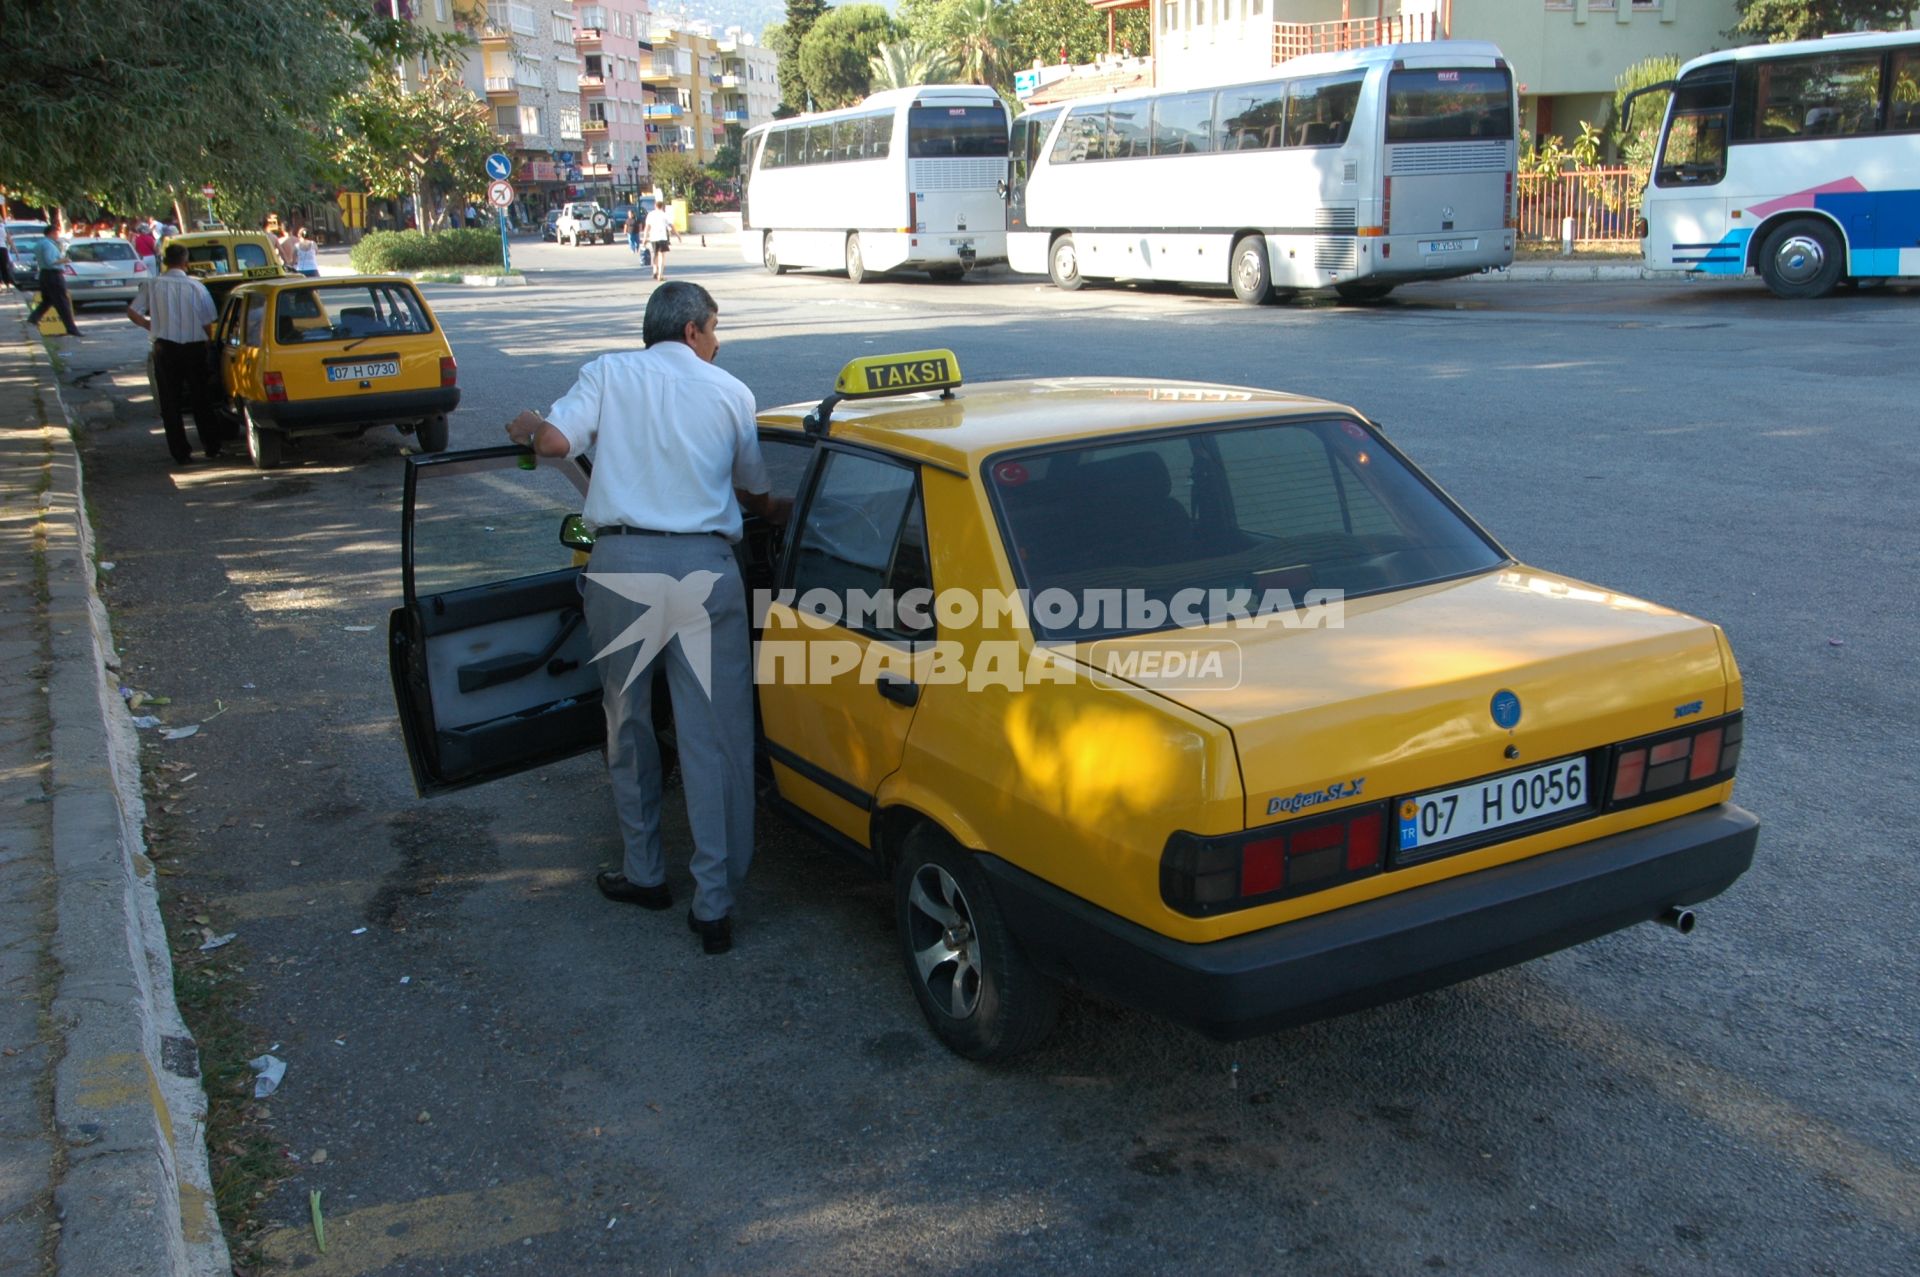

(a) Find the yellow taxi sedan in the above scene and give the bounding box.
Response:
[388,351,1757,1060]
[215,275,459,469]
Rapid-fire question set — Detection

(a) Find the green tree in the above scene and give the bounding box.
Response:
[1731,0,1911,41]
[1004,0,1149,71]
[333,68,499,232]
[0,0,462,219]
[799,5,900,109]
[650,151,701,201]
[1608,55,1680,168]
[949,0,1014,89]
[870,38,962,90]
[770,0,830,113]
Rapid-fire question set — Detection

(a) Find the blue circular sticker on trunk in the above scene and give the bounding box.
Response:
[1491,690,1522,729]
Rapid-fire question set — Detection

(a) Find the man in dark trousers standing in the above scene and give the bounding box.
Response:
[126,244,221,463]
[26,232,81,336]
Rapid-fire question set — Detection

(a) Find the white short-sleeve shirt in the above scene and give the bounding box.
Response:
[546,341,769,542]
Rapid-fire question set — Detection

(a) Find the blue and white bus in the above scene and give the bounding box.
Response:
[1636,29,1920,297]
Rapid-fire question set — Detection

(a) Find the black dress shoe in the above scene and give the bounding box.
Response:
[686,909,732,955]
[595,871,671,910]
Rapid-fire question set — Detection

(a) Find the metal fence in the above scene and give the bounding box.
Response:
[1273,8,1450,62]
[1515,167,1647,246]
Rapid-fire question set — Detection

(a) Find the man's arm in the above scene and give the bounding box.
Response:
[736,489,791,524]
[507,410,572,458]
[126,303,150,330]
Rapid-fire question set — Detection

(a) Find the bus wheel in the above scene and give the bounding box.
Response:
[1048,234,1082,291]
[1231,235,1271,304]
[1759,219,1843,299]
[845,233,867,284]
[1334,281,1396,304]
[763,235,788,275]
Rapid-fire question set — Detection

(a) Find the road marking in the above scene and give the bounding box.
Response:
[1522,991,1920,1230]
[258,1176,569,1274]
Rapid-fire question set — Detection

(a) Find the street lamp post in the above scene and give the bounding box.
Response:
[627,158,641,203]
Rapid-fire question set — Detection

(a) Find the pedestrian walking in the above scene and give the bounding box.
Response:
[126,244,222,464]
[501,282,787,955]
[27,234,81,336]
[274,225,299,270]
[625,207,642,259]
[643,201,673,281]
[293,226,319,277]
[132,221,157,277]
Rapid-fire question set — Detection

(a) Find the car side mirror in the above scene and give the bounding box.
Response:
[559,513,595,551]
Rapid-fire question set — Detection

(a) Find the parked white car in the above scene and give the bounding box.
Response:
[554,201,613,246]
[63,236,147,305]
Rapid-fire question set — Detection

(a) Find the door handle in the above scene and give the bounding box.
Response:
[876,673,919,707]
[456,608,582,693]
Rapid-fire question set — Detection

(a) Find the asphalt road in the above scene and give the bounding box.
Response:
[54,242,1920,1275]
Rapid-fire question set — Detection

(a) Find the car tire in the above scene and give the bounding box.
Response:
[243,404,281,470]
[1231,234,1272,304]
[1759,218,1844,299]
[1048,233,1082,291]
[417,414,449,453]
[893,824,1060,1061]
[763,234,787,275]
[845,233,866,284]
[1334,281,1396,304]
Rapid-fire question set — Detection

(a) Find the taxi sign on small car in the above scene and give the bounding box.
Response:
[389,351,1757,1059]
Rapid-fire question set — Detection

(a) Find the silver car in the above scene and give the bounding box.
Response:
[63,236,147,305]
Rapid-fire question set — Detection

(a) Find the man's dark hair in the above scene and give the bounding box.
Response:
[162,244,187,267]
[642,281,717,348]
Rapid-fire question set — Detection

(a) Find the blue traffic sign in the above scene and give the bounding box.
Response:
[485,152,513,181]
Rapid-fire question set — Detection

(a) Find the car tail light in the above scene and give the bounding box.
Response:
[133,259,146,273]
[1505,171,1517,229]
[263,372,287,403]
[1635,215,1649,240]
[904,191,916,234]
[1382,176,1392,235]
[1163,804,1387,916]
[440,356,457,387]
[62,263,77,276]
[1606,713,1741,809]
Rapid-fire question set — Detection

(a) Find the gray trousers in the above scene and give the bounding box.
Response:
[581,533,756,922]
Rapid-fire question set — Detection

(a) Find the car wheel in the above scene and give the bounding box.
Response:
[243,404,281,470]
[417,414,449,453]
[1231,234,1272,304]
[763,234,787,275]
[893,825,1060,1061]
[845,233,866,284]
[1048,233,1082,291]
[1334,281,1396,304]
[1759,218,1844,299]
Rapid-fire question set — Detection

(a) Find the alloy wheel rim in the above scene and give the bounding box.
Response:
[1775,235,1826,285]
[906,863,981,1019]
[1054,242,1077,281]
[1237,249,1261,293]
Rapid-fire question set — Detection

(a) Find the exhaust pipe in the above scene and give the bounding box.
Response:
[1656,906,1697,935]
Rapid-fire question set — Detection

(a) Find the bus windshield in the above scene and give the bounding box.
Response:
[908,105,1008,158]
[1386,68,1514,141]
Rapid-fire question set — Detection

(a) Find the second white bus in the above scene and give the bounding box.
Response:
[740,85,1009,282]
[1007,42,1517,303]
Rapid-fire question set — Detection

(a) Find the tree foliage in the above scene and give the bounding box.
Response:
[1608,55,1681,168]
[649,151,702,200]
[770,0,831,113]
[333,67,498,225]
[0,0,464,218]
[1731,0,1913,42]
[1003,0,1150,74]
[798,5,900,109]
[870,39,962,90]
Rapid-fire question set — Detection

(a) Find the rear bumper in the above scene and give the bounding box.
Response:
[251,387,459,435]
[980,803,1759,1041]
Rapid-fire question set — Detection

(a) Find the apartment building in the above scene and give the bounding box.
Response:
[717,30,781,143]
[645,13,726,165]
[477,2,587,216]
[576,1,654,200]
[1125,0,1740,140]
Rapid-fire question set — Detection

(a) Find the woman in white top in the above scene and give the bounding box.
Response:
[294,227,319,277]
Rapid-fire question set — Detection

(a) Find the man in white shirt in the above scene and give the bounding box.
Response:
[505,282,787,954]
[642,201,674,281]
[126,243,223,463]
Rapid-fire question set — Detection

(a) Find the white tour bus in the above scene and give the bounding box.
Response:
[1631,29,1920,298]
[1007,41,1516,303]
[739,85,1009,282]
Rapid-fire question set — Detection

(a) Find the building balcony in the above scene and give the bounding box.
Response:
[644,103,684,120]
[582,118,610,135]
[574,26,603,48]
[577,74,605,93]
[720,109,748,124]
[484,76,519,100]
[640,64,675,85]
[1273,6,1449,62]
[718,73,743,89]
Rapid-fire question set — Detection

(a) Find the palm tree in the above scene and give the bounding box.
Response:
[869,39,961,92]
[946,0,1012,91]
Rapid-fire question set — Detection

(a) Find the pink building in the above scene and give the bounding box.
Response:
[574,1,652,202]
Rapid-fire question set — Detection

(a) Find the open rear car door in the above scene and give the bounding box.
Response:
[389,447,605,795]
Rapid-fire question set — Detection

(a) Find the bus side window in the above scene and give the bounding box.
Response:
[1892,52,1920,132]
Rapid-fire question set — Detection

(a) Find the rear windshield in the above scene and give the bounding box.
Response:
[1386,68,1514,141]
[273,282,432,345]
[70,241,135,263]
[182,241,275,273]
[907,104,1008,158]
[989,419,1504,640]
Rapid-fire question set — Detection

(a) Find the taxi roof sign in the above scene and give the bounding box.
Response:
[806,348,962,435]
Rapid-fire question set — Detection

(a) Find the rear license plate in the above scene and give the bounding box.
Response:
[1421,238,1478,255]
[950,238,974,250]
[1396,757,1588,859]
[327,361,399,382]
[86,279,117,287]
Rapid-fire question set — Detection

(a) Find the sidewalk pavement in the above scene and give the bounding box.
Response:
[0,304,228,1275]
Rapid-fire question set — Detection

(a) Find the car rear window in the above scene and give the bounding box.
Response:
[988,419,1505,639]
[908,105,1008,158]
[273,283,432,344]
[69,242,135,263]
[1386,68,1515,142]
[183,245,232,272]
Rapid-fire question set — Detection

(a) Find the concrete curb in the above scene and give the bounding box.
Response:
[1476,263,1687,283]
[20,318,230,1275]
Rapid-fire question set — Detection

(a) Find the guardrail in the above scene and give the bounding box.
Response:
[1274,5,1449,61]
[1515,167,1646,246]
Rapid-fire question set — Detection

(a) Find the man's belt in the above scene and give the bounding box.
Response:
[594,525,716,538]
